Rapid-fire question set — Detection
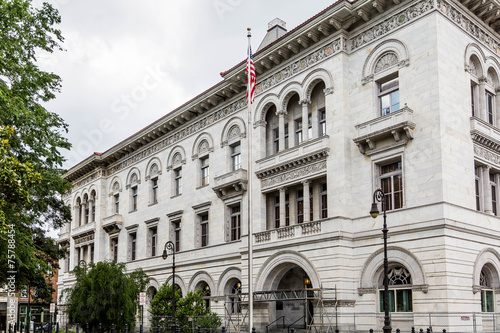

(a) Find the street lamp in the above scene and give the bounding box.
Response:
[370,189,392,333]
[162,241,176,331]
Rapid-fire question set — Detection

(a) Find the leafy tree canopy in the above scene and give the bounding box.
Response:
[0,0,72,292]
[149,283,221,332]
[64,261,149,332]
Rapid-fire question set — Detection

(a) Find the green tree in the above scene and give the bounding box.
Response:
[0,0,72,293]
[64,261,149,331]
[149,284,221,333]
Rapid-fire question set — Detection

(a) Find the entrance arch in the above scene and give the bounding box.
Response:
[255,250,321,328]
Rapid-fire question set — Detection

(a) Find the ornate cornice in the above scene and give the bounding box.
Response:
[471,131,500,152]
[351,0,434,51]
[438,0,500,56]
[260,160,327,190]
[256,148,329,179]
[106,98,247,177]
[72,169,105,191]
[474,144,500,165]
[255,37,346,96]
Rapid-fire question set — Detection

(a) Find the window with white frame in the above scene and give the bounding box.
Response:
[307,113,312,139]
[200,213,209,247]
[319,108,326,137]
[486,91,495,125]
[111,237,118,262]
[174,167,182,196]
[131,186,138,211]
[273,128,279,154]
[379,75,400,116]
[114,194,120,214]
[173,220,181,252]
[148,226,157,257]
[379,266,413,313]
[296,189,304,223]
[90,191,96,222]
[295,119,303,145]
[471,82,478,117]
[230,204,241,241]
[151,177,158,204]
[321,183,328,219]
[379,159,403,211]
[476,166,482,211]
[231,143,241,171]
[201,156,209,186]
[129,233,137,261]
[274,196,280,228]
[84,200,89,224]
[491,173,498,216]
[284,123,289,149]
[480,269,495,312]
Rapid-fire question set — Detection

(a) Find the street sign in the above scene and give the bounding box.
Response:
[50,303,55,313]
[139,292,146,306]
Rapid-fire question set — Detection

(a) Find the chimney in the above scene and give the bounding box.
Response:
[257,18,287,51]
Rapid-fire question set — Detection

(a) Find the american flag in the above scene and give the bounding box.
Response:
[246,46,256,104]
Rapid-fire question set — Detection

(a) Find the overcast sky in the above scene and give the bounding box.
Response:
[36,0,335,169]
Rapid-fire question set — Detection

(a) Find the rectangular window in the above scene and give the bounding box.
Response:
[231,205,241,241]
[130,233,136,261]
[285,194,290,226]
[90,245,94,263]
[131,186,138,211]
[150,227,157,257]
[486,92,494,125]
[482,289,494,312]
[491,173,497,216]
[379,289,413,312]
[152,178,158,204]
[319,108,326,136]
[380,160,403,211]
[295,119,303,145]
[297,190,304,223]
[379,76,400,116]
[175,168,182,195]
[201,214,209,247]
[284,124,289,149]
[274,196,280,228]
[231,144,241,171]
[273,128,279,154]
[471,83,477,117]
[174,221,181,252]
[112,238,118,263]
[476,166,481,211]
[321,183,328,219]
[201,157,210,186]
[84,206,89,224]
[91,203,96,222]
[114,194,120,214]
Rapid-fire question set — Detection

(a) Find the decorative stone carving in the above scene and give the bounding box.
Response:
[173,153,182,166]
[261,161,327,189]
[113,182,120,192]
[227,125,241,141]
[438,0,500,57]
[358,287,377,296]
[374,52,398,73]
[198,140,209,155]
[255,231,271,243]
[351,0,434,51]
[150,163,159,176]
[130,173,138,184]
[474,144,500,165]
[323,87,334,95]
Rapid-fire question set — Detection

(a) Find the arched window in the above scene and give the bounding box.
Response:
[198,282,211,309]
[379,266,413,313]
[229,281,242,314]
[480,269,495,312]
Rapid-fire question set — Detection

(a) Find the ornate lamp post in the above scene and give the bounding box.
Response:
[370,189,392,333]
[162,241,176,331]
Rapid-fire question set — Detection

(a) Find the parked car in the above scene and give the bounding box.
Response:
[35,322,56,332]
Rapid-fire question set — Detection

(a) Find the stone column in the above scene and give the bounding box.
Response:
[303,180,311,223]
[300,99,310,141]
[277,109,287,151]
[479,77,487,121]
[483,165,492,214]
[279,187,287,227]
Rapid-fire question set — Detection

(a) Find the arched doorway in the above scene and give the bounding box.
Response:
[275,267,313,328]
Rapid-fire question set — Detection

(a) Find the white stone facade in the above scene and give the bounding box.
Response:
[58,0,500,331]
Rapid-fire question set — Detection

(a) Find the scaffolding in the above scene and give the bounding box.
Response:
[223,287,338,333]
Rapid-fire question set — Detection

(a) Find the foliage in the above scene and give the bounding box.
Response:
[149,284,222,333]
[0,0,72,292]
[64,261,149,332]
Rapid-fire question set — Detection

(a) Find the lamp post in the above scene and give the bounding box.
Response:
[370,189,391,333]
[162,241,176,331]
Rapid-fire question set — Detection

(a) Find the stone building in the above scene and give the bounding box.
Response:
[58,0,500,331]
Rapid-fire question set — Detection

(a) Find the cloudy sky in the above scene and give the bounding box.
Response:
[36,0,335,169]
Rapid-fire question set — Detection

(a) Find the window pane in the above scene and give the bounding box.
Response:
[396,289,412,312]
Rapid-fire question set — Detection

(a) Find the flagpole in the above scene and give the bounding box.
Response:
[246,27,254,333]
